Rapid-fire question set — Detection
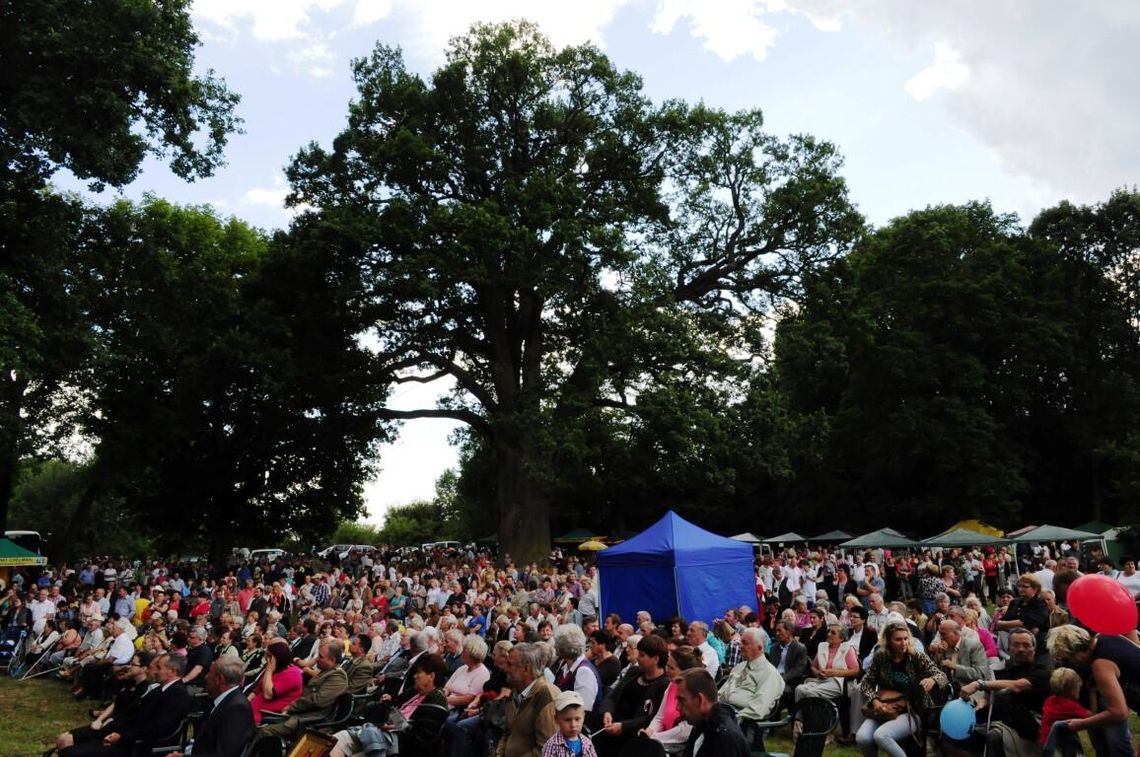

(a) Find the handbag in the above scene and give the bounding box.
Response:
[862,689,909,720]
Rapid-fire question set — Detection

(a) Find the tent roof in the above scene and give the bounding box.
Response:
[553,528,603,543]
[922,528,1008,547]
[808,529,853,542]
[946,519,1004,537]
[1074,520,1117,535]
[841,527,918,549]
[1005,524,1038,538]
[762,532,805,544]
[0,538,46,566]
[730,532,763,544]
[597,510,754,567]
[1009,524,1102,543]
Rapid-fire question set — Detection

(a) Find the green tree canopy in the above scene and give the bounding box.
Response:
[0,0,240,189]
[285,21,862,561]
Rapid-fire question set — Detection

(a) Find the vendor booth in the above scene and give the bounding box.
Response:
[597,510,756,625]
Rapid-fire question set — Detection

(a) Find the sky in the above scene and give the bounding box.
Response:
[64,1,1140,524]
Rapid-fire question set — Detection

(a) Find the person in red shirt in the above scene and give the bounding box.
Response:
[188,592,211,619]
[1039,667,1089,745]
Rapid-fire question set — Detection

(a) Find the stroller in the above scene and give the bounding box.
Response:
[0,628,29,677]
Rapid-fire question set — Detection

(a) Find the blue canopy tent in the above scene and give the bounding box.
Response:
[597,510,756,625]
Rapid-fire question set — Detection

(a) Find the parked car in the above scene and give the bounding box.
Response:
[249,548,286,562]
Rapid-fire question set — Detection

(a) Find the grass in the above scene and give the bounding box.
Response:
[0,675,92,757]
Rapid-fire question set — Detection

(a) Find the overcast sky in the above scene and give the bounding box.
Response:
[66,1,1139,524]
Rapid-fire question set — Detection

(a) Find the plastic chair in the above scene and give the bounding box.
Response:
[134,715,191,756]
[304,692,355,731]
[618,737,668,757]
[241,735,286,757]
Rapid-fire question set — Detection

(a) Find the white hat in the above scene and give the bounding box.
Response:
[554,690,584,711]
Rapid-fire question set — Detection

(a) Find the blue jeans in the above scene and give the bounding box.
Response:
[1088,718,1133,757]
[446,713,484,757]
[856,713,916,757]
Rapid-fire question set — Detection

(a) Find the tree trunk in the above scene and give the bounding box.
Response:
[0,375,28,535]
[54,469,102,565]
[495,436,551,565]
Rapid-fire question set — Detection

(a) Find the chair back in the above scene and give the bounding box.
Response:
[791,697,839,757]
[618,738,668,757]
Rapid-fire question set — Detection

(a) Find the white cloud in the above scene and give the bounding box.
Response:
[821,1,1140,201]
[650,0,778,62]
[243,183,288,208]
[904,42,969,101]
[192,0,346,41]
[352,0,392,26]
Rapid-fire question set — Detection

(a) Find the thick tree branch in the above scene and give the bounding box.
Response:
[377,406,491,436]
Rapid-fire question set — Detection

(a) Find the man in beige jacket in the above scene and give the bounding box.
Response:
[497,642,557,757]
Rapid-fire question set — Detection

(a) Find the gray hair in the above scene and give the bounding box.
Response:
[688,620,709,639]
[461,634,488,662]
[408,630,429,653]
[553,624,587,659]
[741,627,767,646]
[324,639,344,664]
[934,592,949,603]
[511,642,546,678]
[444,629,464,647]
[160,654,187,677]
[213,656,244,686]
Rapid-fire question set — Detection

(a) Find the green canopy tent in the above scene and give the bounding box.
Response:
[0,538,45,567]
[553,528,604,544]
[730,532,763,544]
[808,530,853,543]
[1075,521,1116,535]
[1008,525,1102,543]
[762,532,805,544]
[840,527,919,549]
[921,528,1008,548]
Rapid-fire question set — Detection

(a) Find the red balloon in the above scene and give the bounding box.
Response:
[1067,574,1138,635]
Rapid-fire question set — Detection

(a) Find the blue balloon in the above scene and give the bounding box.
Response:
[940,698,976,741]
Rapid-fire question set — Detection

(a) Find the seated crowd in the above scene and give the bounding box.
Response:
[0,539,1135,757]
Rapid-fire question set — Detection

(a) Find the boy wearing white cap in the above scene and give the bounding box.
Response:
[541,690,598,757]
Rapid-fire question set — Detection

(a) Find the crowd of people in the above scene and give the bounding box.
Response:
[0,537,1136,757]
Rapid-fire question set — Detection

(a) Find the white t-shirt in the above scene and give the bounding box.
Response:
[1118,572,1140,599]
[1033,568,1054,593]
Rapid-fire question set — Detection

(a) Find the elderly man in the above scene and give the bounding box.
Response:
[766,620,807,715]
[686,621,720,678]
[170,657,253,757]
[258,640,350,743]
[717,628,784,722]
[865,593,889,634]
[578,578,598,618]
[928,619,991,686]
[676,669,750,757]
[497,642,557,757]
[943,628,1051,757]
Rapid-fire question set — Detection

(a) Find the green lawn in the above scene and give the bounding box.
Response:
[0,675,92,757]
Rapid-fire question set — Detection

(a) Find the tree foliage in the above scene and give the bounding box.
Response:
[774,199,1140,533]
[285,21,862,561]
[0,0,240,189]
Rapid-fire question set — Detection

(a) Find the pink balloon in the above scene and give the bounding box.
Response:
[1068,574,1138,635]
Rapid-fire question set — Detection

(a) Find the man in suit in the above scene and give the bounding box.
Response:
[766,620,808,715]
[496,642,557,757]
[258,639,349,743]
[344,634,375,693]
[170,657,253,757]
[929,619,991,686]
[62,654,193,757]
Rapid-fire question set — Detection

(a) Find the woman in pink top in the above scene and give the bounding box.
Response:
[794,624,860,702]
[444,635,491,715]
[249,640,305,723]
[638,646,704,754]
[962,608,999,658]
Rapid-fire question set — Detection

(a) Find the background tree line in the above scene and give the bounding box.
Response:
[3,6,1138,564]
